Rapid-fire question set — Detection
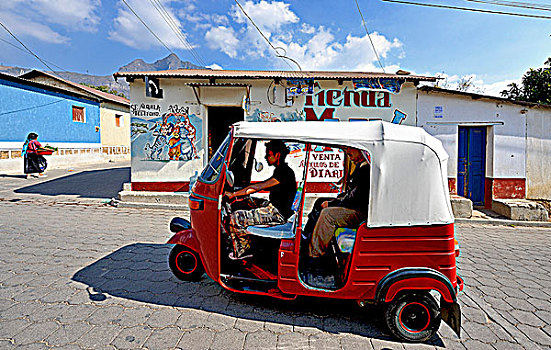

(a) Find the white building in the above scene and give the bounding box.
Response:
[114,69,551,205]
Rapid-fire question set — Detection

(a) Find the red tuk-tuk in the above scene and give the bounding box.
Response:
[167,121,463,342]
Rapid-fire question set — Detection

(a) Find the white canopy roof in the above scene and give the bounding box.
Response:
[233,121,454,227]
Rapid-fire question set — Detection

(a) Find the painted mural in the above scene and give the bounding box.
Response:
[246,108,305,122]
[131,103,202,162]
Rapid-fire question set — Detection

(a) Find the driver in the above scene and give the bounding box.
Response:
[225,140,297,259]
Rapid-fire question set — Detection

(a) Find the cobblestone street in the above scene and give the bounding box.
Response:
[1,200,550,349]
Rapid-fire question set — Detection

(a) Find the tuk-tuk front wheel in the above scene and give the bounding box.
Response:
[169,245,204,281]
[384,292,441,342]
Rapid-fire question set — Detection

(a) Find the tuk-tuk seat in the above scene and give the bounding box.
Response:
[245,214,296,239]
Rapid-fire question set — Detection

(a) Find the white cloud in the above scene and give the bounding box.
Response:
[1,0,101,34]
[205,26,239,58]
[109,0,196,50]
[232,0,299,31]
[275,27,403,71]
[0,11,69,44]
[30,0,101,32]
[206,63,223,70]
[423,72,519,97]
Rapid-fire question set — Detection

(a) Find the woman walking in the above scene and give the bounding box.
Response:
[22,132,47,179]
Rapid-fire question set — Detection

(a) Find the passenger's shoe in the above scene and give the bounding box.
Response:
[38,173,47,178]
[228,251,253,260]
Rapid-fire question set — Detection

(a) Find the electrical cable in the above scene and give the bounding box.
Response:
[381,0,551,19]
[148,0,207,66]
[120,0,175,54]
[0,21,66,79]
[151,0,206,66]
[0,99,64,116]
[465,0,551,12]
[354,0,386,73]
[0,38,70,73]
[233,0,301,70]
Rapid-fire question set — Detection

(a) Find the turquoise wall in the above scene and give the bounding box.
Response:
[0,78,101,143]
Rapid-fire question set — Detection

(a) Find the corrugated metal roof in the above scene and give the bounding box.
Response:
[186,82,251,87]
[20,70,129,106]
[114,69,436,82]
[419,86,551,109]
[0,72,100,102]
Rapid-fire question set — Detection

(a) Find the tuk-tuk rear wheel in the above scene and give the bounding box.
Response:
[169,245,205,281]
[384,292,441,342]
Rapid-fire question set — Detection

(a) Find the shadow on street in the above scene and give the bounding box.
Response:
[14,167,130,199]
[73,243,446,346]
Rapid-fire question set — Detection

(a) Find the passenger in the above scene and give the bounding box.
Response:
[225,140,297,259]
[306,147,370,259]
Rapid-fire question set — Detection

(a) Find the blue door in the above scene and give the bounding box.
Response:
[457,127,486,205]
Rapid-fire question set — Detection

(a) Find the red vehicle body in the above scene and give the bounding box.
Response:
[167,121,463,342]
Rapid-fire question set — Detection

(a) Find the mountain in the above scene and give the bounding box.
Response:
[119,53,204,72]
[0,54,205,98]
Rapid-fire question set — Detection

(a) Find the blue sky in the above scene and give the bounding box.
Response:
[0,0,549,96]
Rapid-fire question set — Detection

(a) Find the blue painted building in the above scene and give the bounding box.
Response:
[0,72,101,150]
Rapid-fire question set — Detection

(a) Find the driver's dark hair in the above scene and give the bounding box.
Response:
[265,140,289,160]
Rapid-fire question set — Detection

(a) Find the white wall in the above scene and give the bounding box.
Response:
[129,77,419,184]
[526,107,551,199]
[417,90,527,179]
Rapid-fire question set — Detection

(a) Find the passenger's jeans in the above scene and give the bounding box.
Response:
[308,207,363,258]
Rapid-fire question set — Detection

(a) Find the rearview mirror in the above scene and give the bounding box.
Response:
[226,170,235,187]
[254,159,264,172]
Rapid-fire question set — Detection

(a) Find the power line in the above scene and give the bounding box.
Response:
[354,0,386,73]
[0,38,70,73]
[0,21,67,79]
[120,0,175,54]
[148,0,207,66]
[233,0,299,70]
[381,0,551,19]
[0,99,64,116]
[465,0,551,12]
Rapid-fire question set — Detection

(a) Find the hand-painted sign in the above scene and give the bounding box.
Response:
[304,87,392,121]
[353,78,404,93]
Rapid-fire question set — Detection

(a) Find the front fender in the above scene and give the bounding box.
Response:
[167,229,200,253]
[375,268,457,304]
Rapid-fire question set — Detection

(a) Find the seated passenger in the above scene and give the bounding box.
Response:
[305,147,370,259]
[225,140,297,259]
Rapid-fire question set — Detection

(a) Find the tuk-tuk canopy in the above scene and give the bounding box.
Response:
[233,121,454,227]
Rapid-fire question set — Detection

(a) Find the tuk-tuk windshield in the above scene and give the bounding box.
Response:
[200,133,231,183]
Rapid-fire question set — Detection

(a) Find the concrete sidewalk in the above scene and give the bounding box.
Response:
[1,159,550,228]
[0,159,130,205]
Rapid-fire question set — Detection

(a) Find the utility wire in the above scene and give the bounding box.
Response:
[148,0,207,66]
[120,0,175,54]
[0,21,67,79]
[354,0,386,73]
[465,0,551,12]
[233,0,300,70]
[0,38,70,73]
[0,99,64,116]
[381,0,551,19]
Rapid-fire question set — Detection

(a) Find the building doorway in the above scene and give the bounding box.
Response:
[458,126,487,206]
[207,107,244,159]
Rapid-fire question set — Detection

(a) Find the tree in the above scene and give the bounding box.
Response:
[82,83,127,99]
[501,57,551,105]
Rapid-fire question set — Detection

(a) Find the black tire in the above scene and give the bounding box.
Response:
[168,245,205,281]
[384,292,441,342]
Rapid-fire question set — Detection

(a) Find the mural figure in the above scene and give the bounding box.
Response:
[144,122,168,160]
[163,112,199,161]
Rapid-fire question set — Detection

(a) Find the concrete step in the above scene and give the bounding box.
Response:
[492,199,549,221]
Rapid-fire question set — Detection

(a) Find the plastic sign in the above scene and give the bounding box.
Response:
[145,76,163,99]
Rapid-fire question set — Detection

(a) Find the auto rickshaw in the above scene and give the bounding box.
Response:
[167,120,463,342]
